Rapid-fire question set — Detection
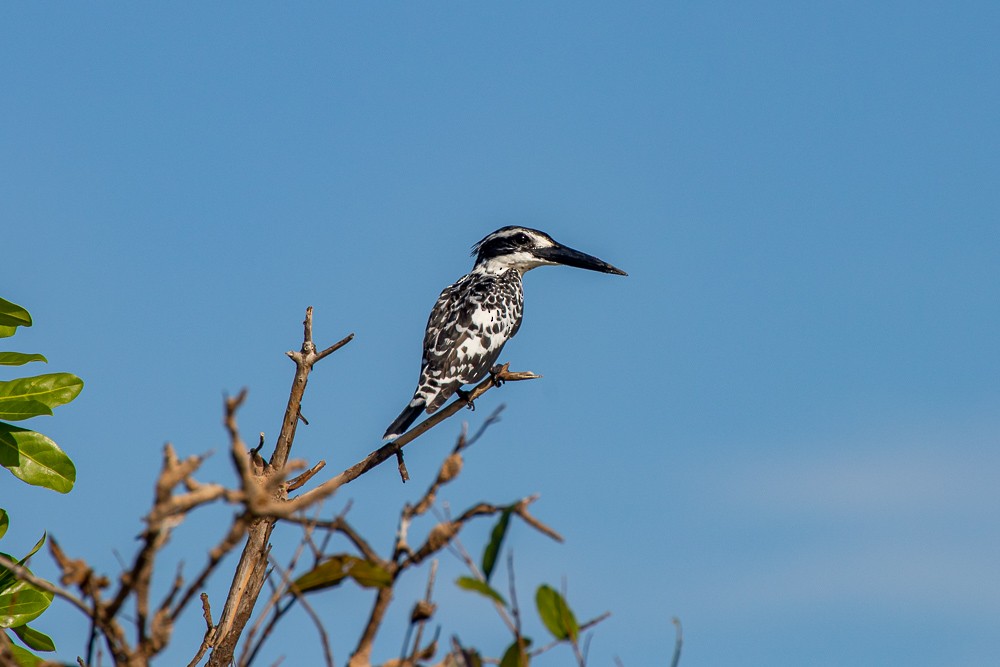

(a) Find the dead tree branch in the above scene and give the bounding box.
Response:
[206,307,354,667]
[262,366,538,520]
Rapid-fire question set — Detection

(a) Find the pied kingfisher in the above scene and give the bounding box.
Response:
[383,225,627,440]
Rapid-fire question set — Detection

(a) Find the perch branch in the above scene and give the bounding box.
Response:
[266,365,538,518]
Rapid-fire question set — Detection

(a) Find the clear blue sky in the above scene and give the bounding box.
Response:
[3,3,999,665]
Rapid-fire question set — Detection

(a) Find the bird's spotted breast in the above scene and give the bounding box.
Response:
[411,268,524,412]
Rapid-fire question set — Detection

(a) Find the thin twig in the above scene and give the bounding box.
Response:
[172,515,250,622]
[287,460,326,492]
[186,593,215,667]
[262,557,335,667]
[407,560,439,661]
[670,617,684,667]
[530,612,612,658]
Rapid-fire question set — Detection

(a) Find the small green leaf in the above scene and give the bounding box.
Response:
[455,576,507,606]
[0,425,76,493]
[499,637,532,667]
[0,535,47,592]
[11,624,55,652]
[0,354,47,367]
[0,580,53,628]
[0,327,16,339]
[0,299,31,330]
[535,585,579,642]
[0,510,7,541]
[0,373,84,418]
[482,508,512,583]
[292,555,391,594]
[19,535,45,566]
[5,641,44,666]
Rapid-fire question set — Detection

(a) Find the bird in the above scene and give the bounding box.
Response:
[383,225,627,440]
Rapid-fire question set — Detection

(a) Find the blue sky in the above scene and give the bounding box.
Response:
[2,2,999,665]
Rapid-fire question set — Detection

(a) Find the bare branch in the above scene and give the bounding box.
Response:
[209,307,352,667]
[287,460,326,492]
[270,557,335,667]
[348,587,395,667]
[406,560,439,662]
[172,514,250,621]
[270,365,539,518]
[186,593,216,667]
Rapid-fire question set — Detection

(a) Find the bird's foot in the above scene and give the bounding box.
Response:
[489,365,506,387]
[456,388,476,411]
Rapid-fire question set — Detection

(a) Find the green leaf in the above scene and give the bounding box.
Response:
[0,580,53,628]
[482,508,512,583]
[11,624,55,652]
[535,585,579,642]
[0,534,47,592]
[19,536,44,567]
[0,326,16,339]
[499,637,532,667]
[0,354,47,367]
[292,555,391,593]
[0,373,84,419]
[5,642,44,667]
[0,510,7,541]
[0,425,76,493]
[455,576,507,606]
[0,299,31,330]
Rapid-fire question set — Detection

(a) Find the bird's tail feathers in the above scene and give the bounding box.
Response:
[383,400,425,440]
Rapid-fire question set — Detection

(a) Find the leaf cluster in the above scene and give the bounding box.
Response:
[453,511,600,667]
[0,296,83,665]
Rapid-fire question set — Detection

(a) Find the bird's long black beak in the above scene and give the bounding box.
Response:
[533,243,628,276]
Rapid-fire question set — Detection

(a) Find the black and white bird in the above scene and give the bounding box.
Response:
[383,225,626,440]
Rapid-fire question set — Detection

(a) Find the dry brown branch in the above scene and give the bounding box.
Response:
[186,594,215,667]
[29,441,248,666]
[264,366,538,519]
[239,519,323,666]
[405,496,561,568]
[287,460,326,492]
[171,514,250,622]
[406,560,439,663]
[9,308,557,667]
[348,586,395,667]
[208,308,353,667]
[278,514,381,563]
[271,558,335,667]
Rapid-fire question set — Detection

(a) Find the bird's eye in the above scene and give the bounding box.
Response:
[514,232,529,244]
